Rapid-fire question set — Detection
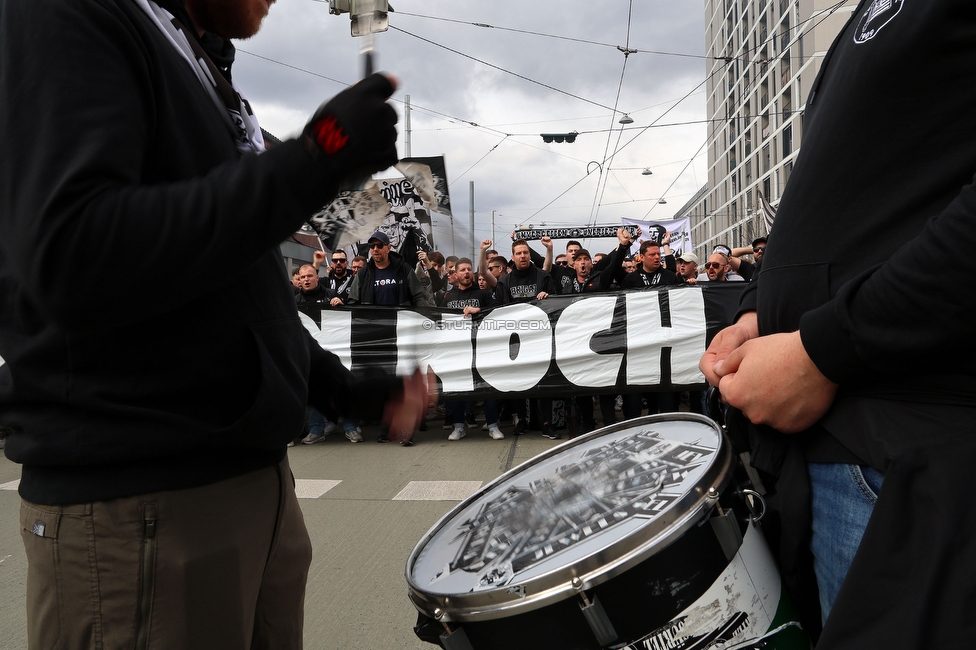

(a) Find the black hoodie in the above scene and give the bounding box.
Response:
[0,0,399,504]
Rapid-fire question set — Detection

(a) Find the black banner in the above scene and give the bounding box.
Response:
[299,284,745,399]
[512,225,641,241]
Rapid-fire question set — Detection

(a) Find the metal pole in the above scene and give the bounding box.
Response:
[404,94,411,158]
[491,210,495,245]
[469,181,476,262]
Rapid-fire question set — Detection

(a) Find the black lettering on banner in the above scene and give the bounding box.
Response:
[297,284,746,399]
[378,179,415,205]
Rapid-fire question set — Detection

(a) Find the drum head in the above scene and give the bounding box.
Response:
[406,413,731,622]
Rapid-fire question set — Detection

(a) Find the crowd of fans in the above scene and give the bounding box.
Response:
[287,227,766,449]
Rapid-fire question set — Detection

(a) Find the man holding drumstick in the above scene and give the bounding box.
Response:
[0,0,425,647]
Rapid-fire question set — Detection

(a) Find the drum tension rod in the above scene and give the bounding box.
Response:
[706,487,744,561]
[572,577,619,647]
[433,608,475,650]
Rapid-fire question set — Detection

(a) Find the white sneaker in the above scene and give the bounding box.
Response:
[345,427,363,443]
[448,426,466,441]
[487,425,504,440]
[322,421,338,435]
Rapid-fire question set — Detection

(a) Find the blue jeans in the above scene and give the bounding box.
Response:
[307,407,326,436]
[448,400,498,426]
[808,462,884,624]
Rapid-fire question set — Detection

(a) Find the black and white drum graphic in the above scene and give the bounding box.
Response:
[406,414,808,650]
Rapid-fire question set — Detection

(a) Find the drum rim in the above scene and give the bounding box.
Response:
[405,412,733,623]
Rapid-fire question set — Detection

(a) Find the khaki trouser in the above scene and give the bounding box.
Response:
[20,457,312,650]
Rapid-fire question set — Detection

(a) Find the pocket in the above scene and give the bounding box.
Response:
[849,464,884,504]
[135,503,158,650]
[20,502,63,648]
[755,261,830,333]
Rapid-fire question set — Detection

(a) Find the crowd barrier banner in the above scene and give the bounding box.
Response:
[299,283,747,399]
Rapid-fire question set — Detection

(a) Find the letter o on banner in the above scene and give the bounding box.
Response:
[476,304,552,392]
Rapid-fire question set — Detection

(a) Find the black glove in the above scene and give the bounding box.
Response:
[303,73,399,176]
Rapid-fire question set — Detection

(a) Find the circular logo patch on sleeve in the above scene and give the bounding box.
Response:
[854,0,904,44]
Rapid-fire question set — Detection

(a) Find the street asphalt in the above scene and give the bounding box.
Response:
[0,408,575,649]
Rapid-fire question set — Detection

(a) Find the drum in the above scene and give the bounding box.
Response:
[405,413,808,650]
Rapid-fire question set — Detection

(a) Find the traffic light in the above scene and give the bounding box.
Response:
[541,132,578,144]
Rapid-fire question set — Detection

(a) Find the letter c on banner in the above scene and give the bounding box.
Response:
[554,296,622,387]
[476,303,552,392]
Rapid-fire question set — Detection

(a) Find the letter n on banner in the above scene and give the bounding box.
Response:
[396,311,475,393]
[301,310,353,370]
[625,288,707,388]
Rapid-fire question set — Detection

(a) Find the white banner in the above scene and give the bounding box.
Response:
[622,217,693,258]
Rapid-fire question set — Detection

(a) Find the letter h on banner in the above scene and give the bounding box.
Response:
[625,289,707,387]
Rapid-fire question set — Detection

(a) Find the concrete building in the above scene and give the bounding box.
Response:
[683,0,859,259]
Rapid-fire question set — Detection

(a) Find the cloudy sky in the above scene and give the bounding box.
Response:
[234,0,709,255]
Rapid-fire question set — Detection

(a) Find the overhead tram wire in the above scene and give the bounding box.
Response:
[589,0,636,226]
[237,46,608,185]
[450,136,509,186]
[525,68,718,224]
[239,14,717,218]
[536,68,719,225]
[716,0,851,63]
[389,26,629,118]
[235,50,728,141]
[641,139,708,219]
[393,11,710,62]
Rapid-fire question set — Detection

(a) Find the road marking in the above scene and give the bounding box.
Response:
[393,481,482,501]
[1,478,483,502]
[294,479,341,499]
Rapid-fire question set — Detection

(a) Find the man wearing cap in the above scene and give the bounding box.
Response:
[675,252,700,284]
[705,245,745,281]
[347,231,431,307]
[729,237,766,282]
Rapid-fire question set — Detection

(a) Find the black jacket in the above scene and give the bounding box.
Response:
[0,0,399,504]
[296,284,337,305]
[495,265,557,304]
[323,270,354,303]
[346,252,430,306]
[737,1,976,645]
[620,266,679,289]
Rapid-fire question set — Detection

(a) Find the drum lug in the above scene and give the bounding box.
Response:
[572,577,619,647]
[433,609,475,650]
[709,508,743,561]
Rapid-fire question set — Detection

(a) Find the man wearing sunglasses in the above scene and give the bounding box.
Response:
[701,252,731,282]
[323,251,354,303]
[347,231,431,308]
[728,237,766,282]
